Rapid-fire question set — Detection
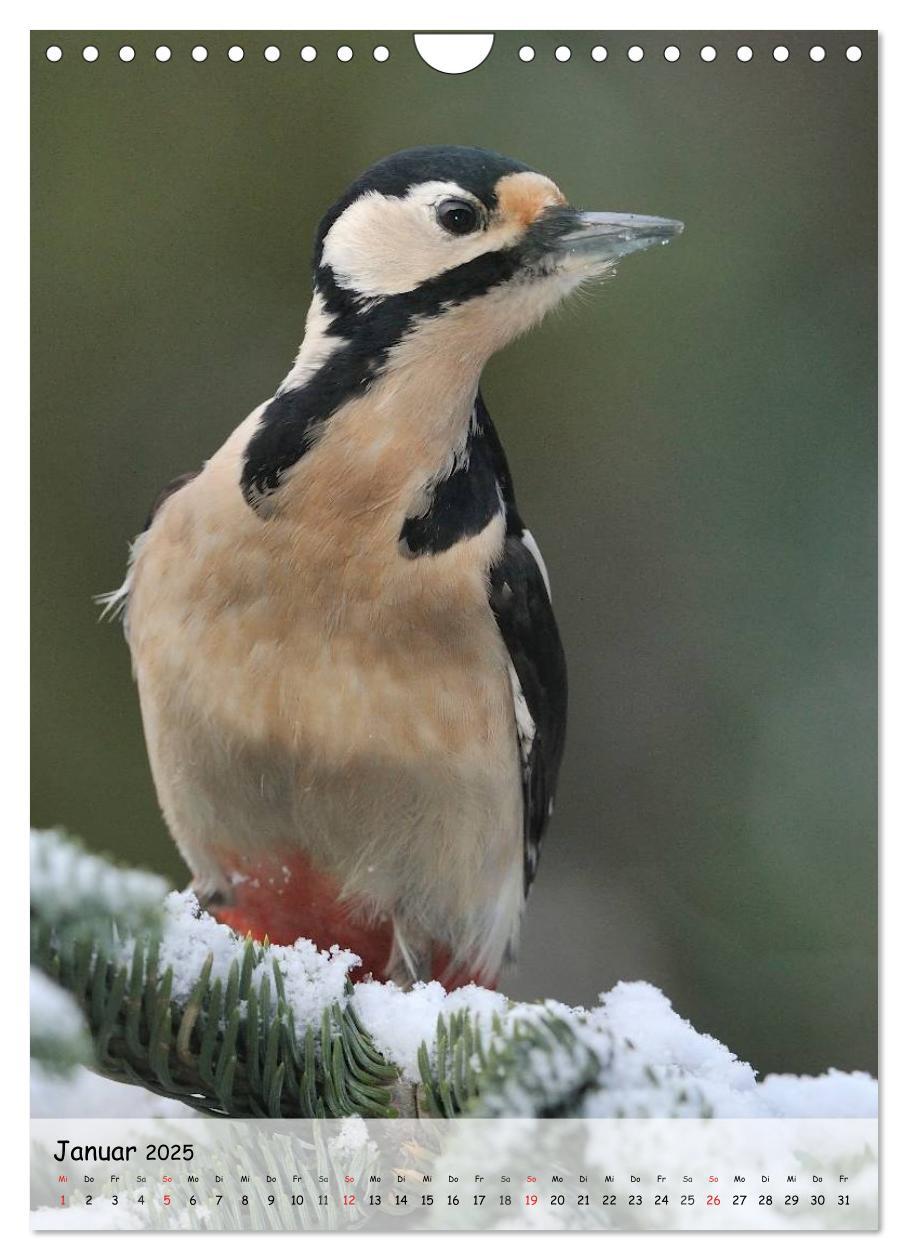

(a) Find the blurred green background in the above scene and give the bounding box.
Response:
[31,31,877,1075]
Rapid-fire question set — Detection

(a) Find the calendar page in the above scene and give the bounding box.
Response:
[30,27,878,1233]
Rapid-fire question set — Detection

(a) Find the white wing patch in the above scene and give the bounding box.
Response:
[520,527,552,598]
[508,662,536,763]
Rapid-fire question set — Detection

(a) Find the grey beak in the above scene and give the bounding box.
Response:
[559,210,684,263]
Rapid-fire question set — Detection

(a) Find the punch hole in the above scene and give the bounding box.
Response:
[414,34,494,74]
[591,46,607,62]
[45,45,62,62]
[373,46,390,62]
[518,46,535,62]
[119,46,135,62]
[663,46,680,62]
[337,46,353,62]
[191,46,208,62]
[300,46,317,62]
[773,46,789,62]
[155,46,172,62]
[264,46,281,62]
[555,46,571,62]
[628,46,644,62]
[736,46,753,62]
[846,45,862,62]
[809,46,826,62]
[82,45,99,62]
[228,46,244,62]
[700,45,717,62]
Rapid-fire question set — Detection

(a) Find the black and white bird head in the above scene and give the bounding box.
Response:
[312,144,683,356]
[242,145,682,506]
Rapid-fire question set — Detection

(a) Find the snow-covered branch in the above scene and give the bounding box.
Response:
[30,830,876,1122]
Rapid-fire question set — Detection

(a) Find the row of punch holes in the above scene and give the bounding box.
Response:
[44,42,865,65]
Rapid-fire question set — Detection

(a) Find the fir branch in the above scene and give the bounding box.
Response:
[31,834,404,1119]
[34,830,861,1126]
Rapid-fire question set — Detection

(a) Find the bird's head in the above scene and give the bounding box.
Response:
[241,146,682,508]
[310,144,683,363]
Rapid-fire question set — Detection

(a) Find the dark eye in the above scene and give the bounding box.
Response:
[436,198,481,236]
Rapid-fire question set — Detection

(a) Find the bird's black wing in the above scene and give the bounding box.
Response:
[480,393,568,895]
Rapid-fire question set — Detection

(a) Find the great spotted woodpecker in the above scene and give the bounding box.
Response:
[107,145,682,987]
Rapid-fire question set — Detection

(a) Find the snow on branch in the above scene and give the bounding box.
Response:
[30,830,876,1121]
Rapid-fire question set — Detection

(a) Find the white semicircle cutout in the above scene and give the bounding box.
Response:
[414,34,494,75]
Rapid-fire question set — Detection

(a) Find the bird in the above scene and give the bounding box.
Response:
[105,145,682,989]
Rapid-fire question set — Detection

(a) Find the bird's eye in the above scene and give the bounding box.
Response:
[436,198,481,236]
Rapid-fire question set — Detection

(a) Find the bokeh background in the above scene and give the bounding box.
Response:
[31,31,877,1075]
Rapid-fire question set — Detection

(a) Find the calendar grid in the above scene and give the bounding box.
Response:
[31,1117,877,1230]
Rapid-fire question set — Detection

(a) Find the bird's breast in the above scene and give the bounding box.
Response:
[126,401,524,968]
[128,422,511,767]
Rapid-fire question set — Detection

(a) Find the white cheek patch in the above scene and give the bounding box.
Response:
[320,181,525,298]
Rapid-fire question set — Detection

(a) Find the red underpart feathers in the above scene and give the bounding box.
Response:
[207,851,492,989]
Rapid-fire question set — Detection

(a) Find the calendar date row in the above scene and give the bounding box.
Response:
[60,1191,854,1209]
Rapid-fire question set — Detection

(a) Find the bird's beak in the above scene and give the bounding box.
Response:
[557,210,684,267]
